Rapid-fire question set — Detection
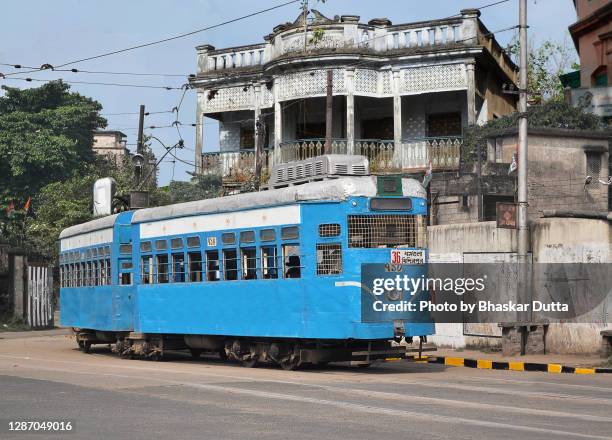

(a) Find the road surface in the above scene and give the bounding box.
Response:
[0,334,610,440]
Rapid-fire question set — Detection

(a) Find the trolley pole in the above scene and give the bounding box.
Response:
[517,0,530,322]
[325,70,333,154]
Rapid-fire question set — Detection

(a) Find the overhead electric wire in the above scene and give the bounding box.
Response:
[2,76,182,90]
[55,0,301,70]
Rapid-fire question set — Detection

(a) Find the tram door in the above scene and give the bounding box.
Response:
[113,215,135,330]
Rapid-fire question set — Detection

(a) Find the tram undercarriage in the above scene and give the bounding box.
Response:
[73,329,434,370]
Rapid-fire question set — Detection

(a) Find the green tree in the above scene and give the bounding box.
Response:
[0,81,106,198]
[506,37,578,103]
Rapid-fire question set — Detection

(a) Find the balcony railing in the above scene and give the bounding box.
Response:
[279,137,462,172]
[201,149,273,184]
[202,137,462,183]
[279,139,348,163]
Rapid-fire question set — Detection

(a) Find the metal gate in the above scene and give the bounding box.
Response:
[27,265,53,328]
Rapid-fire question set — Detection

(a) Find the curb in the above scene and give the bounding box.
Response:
[409,355,612,374]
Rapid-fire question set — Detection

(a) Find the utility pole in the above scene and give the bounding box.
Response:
[324,70,333,154]
[302,0,308,53]
[517,0,530,322]
[254,113,265,185]
[135,104,146,186]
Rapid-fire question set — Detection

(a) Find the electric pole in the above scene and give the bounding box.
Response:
[325,70,333,154]
[135,104,146,186]
[302,0,308,53]
[517,0,530,322]
[254,113,265,185]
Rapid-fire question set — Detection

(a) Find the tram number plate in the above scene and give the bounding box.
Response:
[390,249,425,265]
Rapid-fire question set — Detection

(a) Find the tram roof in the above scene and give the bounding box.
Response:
[59,177,425,239]
[132,176,425,224]
[59,213,120,240]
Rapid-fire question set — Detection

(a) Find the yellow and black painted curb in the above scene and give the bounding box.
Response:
[408,355,612,374]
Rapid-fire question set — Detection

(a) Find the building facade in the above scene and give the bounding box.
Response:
[564,0,612,118]
[431,128,611,225]
[190,9,518,189]
[92,130,129,163]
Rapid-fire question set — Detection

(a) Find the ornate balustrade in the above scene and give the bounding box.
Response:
[279,139,348,163]
[201,149,273,184]
[203,137,461,184]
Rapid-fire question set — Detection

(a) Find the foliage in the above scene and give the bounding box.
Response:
[462,101,607,163]
[155,175,223,205]
[0,81,106,199]
[506,37,578,103]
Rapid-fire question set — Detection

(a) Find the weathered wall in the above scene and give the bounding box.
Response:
[428,222,516,348]
[532,217,612,354]
[428,218,612,354]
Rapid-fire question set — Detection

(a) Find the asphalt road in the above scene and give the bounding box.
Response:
[0,334,611,440]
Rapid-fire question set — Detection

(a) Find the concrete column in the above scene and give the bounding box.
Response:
[392,69,402,169]
[274,81,282,164]
[253,82,262,174]
[466,62,476,125]
[10,254,26,320]
[345,68,355,155]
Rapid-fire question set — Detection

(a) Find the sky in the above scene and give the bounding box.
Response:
[0,0,577,186]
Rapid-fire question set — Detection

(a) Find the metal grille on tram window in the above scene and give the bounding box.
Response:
[140,241,152,252]
[170,238,183,250]
[319,223,341,237]
[316,243,343,275]
[119,244,132,254]
[347,215,423,248]
[155,239,167,251]
[187,236,200,248]
[222,232,236,245]
[260,228,276,242]
[240,230,255,243]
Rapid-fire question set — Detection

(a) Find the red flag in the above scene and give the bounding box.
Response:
[23,196,31,212]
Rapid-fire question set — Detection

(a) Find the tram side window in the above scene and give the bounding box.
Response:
[282,245,301,279]
[241,247,257,280]
[141,255,153,284]
[188,251,203,282]
[172,252,185,283]
[92,260,99,286]
[316,243,343,275]
[261,246,278,279]
[80,263,86,287]
[157,254,169,283]
[223,249,238,281]
[105,258,111,285]
[206,250,220,281]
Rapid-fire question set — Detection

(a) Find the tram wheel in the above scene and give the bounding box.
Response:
[77,340,85,351]
[241,357,258,368]
[82,341,91,354]
[218,349,228,360]
[279,358,300,371]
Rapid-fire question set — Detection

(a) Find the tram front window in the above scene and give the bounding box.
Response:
[282,245,301,279]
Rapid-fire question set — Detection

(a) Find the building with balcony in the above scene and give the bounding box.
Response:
[189,8,518,189]
[563,0,612,119]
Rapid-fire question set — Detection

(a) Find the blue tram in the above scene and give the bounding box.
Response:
[59,172,433,369]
